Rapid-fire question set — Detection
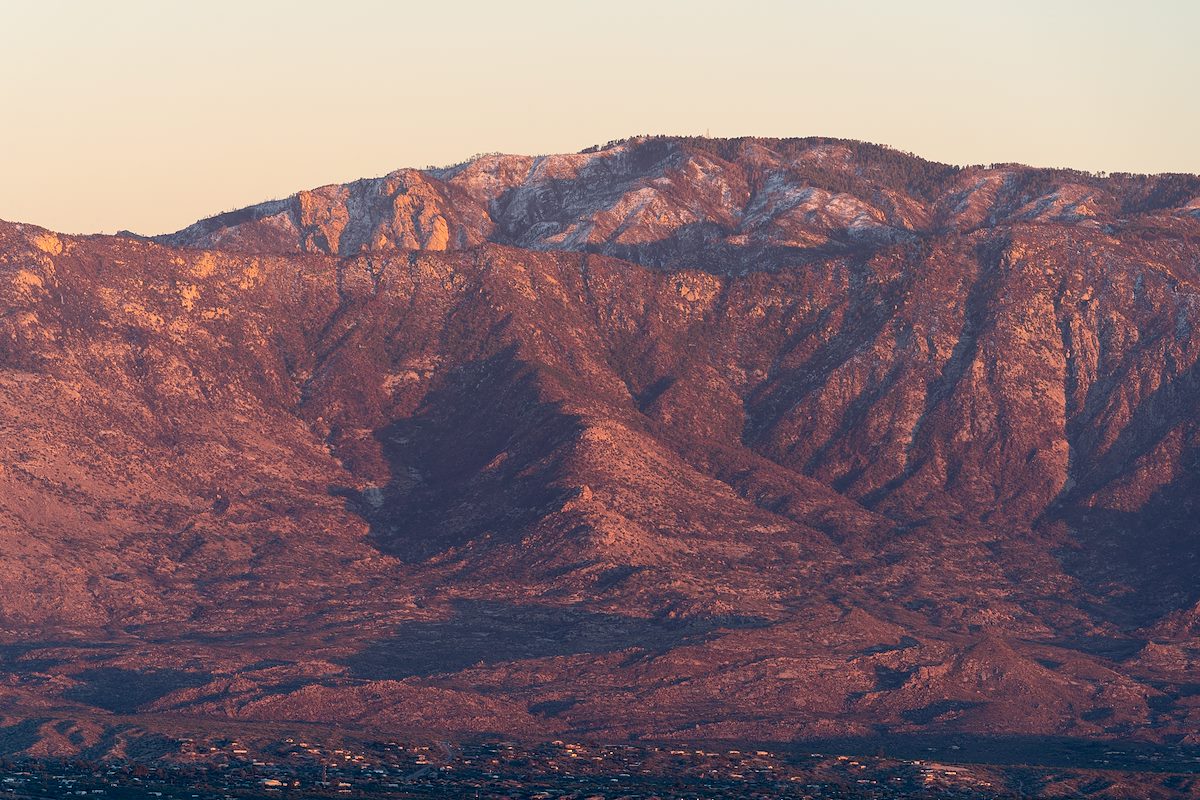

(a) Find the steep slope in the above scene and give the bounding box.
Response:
[2,136,1200,751]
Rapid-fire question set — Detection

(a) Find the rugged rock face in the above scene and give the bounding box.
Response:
[2,136,1200,753]
[159,136,1200,267]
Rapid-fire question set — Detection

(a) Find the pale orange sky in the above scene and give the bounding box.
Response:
[2,0,1197,235]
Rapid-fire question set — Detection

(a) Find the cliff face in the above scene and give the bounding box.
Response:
[2,136,1200,750]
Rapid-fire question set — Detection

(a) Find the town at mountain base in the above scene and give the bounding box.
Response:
[0,136,1199,758]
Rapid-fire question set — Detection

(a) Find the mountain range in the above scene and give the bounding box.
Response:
[1,135,1199,755]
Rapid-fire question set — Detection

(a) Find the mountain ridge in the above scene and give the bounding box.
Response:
[0,135,1198,756]
[153,135,1200,269]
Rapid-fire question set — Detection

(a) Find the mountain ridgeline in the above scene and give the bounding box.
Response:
[1,135,1199,751]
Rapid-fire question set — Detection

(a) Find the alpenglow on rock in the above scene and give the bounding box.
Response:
[1,135,1199,752]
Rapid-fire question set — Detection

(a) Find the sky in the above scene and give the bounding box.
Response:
[2,0,1197,235]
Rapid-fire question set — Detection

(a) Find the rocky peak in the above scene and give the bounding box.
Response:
[155,137,1200,273]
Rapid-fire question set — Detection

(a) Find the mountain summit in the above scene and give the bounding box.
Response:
[1,136,1199,751]
[158,135,1200,267]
